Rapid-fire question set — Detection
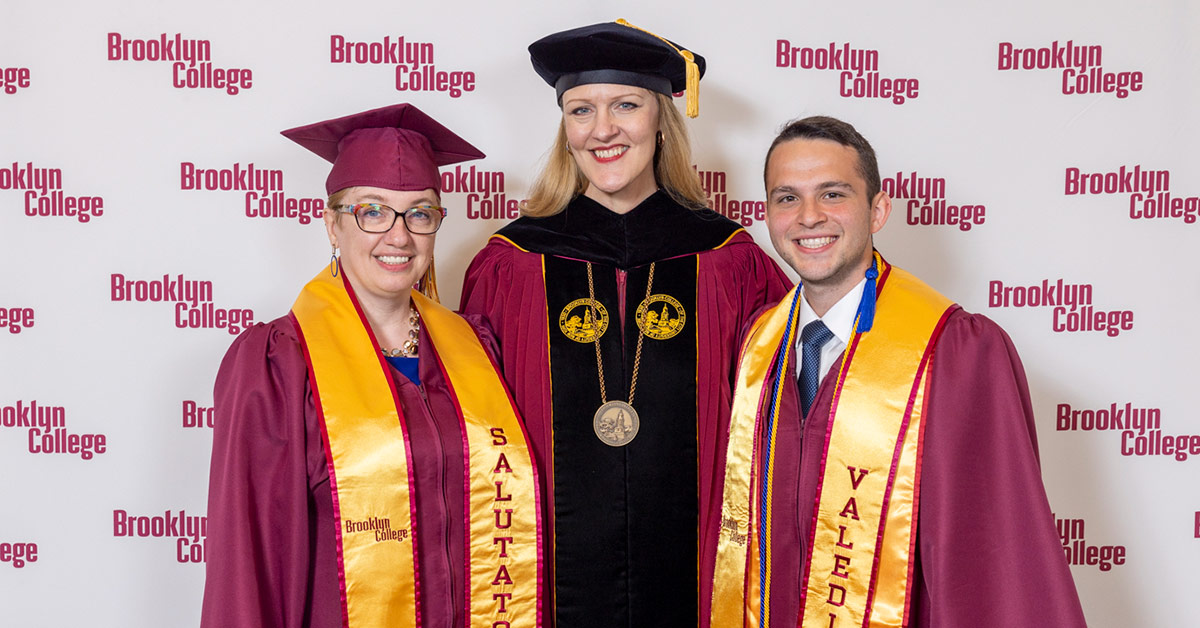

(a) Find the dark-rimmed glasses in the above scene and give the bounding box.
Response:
[331,203,447,234]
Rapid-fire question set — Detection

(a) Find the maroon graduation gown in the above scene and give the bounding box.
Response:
[460,191,791,627]
[760,306,1088,627]
[200,315,488,628]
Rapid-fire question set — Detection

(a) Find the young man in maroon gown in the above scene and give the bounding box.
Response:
[711,116,1087,627]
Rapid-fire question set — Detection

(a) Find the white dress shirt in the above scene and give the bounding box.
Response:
[796,277,867,385]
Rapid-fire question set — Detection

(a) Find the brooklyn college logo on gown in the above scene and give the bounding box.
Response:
[635,294,686,340]
[559,298,609,343]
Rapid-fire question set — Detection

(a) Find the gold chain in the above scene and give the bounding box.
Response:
[629,263,653,405]
[586,262,655,406]
[586,263,607,402]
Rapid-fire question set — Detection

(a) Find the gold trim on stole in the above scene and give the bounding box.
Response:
[710,261,953,628]
[292,269,419,628]
[711,284,804,627]
[412,292,541,628]
[292,270,542,627]
[802,264,951,628]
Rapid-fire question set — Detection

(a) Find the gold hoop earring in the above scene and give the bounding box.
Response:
[656,131,664,147]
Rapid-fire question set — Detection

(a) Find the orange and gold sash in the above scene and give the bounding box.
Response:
[291,268,541,627]
[711,255,953,627]
[711,278,802,628]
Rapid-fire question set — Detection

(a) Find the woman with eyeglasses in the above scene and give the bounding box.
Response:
[201,103,541,628]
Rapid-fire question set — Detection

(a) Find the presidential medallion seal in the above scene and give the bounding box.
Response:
[593,400,640,447]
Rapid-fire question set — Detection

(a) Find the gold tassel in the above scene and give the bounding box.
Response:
[616,18,700,118]
[682,50,699,118]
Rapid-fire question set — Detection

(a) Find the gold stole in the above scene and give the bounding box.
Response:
[291,268,541,627]
[711,258,953,627]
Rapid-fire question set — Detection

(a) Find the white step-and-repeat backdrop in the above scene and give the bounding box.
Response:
[2,0,1196,625]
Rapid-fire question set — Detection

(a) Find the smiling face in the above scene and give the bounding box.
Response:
[765,138,892,314]
[325,186,438,310]
[561,83,660,213]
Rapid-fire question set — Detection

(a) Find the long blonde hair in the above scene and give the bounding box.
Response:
[522,92,709,217]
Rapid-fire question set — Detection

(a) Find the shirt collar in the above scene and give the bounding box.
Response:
[799,277,867,347]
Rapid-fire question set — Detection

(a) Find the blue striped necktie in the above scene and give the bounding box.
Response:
[799,320,834,417]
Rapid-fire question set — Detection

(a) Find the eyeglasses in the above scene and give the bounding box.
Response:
[332,203,448,234]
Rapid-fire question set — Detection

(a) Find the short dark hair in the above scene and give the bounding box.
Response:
[763,116,881,201]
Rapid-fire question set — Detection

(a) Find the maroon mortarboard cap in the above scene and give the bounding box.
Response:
[281,103,485,195]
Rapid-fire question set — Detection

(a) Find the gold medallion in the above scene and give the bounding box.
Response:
[559,298,608,343]
[635,294,686,340]
[593,400,640,447]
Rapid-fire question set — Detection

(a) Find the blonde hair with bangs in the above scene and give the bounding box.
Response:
[522,92,709,217]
